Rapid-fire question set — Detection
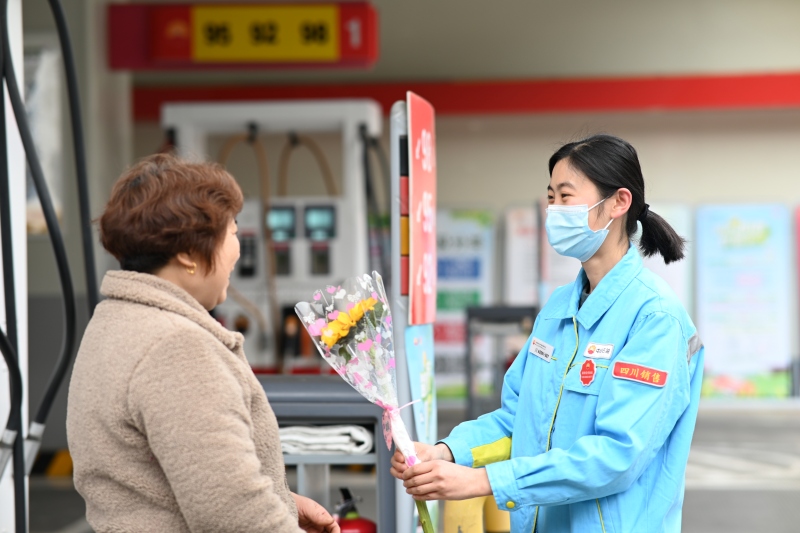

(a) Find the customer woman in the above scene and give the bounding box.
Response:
[67,154,338,533]
[391,134,704,532]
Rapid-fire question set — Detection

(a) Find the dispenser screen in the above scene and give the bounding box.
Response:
[305,206,336,241]
[268,207,296,242]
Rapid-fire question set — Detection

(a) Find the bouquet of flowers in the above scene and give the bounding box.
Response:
[295,272,433,533]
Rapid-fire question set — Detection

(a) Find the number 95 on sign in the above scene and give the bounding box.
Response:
[193,5,342,62]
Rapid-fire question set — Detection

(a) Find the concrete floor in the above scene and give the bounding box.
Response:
[26,403,800,533]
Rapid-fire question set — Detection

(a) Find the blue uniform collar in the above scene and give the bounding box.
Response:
[540,244,643,329]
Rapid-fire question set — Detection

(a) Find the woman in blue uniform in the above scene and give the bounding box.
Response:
[391,134,704,532]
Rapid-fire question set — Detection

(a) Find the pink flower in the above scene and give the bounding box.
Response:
[376,334,382,344]
[327,310,339,320]
[349,357,359,366]
[407,456,417,466]
[313,292,322,301]
[347,302,355,311]
[385,316,392,326]
[353,373,364,385]
[308,319,327,336]
[387,358,396,369]
[371,292,379,300]
[357,339,373,351]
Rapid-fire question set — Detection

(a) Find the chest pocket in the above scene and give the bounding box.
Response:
[563,358,609,396]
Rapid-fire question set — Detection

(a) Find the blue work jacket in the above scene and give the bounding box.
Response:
[441,245,704,532]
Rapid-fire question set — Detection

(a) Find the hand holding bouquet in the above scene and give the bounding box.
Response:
[295,272,433,533]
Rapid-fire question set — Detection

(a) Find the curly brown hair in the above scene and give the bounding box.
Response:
[99,153,243,274]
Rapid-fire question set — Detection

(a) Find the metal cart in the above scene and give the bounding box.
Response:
[465,306,538,420]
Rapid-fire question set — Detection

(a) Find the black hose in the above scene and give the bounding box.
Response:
[0,25,26,532]
[370,137,392,210]
[2,0,77,428]
[359,125,388,278]
[47,0,98,315]
[368,137,392,284]
[0,334,21,436]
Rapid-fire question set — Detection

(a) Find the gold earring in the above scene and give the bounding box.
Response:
[187,262,196,275]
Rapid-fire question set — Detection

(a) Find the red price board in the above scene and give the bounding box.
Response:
[108,3,378,70]
[407,92,437,326]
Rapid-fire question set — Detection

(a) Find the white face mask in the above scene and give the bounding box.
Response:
[545,198,613,262]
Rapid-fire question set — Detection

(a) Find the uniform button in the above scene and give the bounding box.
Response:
[506,501,515,509]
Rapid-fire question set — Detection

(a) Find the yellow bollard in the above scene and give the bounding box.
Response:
[443,495,510,533]
[484,495,511,533]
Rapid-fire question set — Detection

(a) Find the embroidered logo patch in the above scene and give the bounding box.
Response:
[585,342,614,360]
[612,361,668,387]
[529,338,554,363]
[580,359,596,387]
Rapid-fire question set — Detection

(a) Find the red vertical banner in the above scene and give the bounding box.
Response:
[407,92,437,325]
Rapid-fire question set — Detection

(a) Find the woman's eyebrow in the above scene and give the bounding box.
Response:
[548,181,576,192]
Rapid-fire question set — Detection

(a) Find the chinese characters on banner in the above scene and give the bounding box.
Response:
[407,92,437,325]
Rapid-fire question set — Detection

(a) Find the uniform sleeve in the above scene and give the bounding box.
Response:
[438,334,534,468]
[128,332,302,533]
[485,312,692,509]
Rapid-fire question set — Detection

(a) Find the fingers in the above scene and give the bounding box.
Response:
[324,522,341,533]
[403,471,438,492]
[402,461,434,481]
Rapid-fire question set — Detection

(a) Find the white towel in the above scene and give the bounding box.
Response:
[279,425,374,455]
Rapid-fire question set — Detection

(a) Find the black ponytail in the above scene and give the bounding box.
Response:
[549,134,686,264]
[638,208,686,264]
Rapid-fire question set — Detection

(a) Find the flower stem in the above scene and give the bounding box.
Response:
[415,500,435,533]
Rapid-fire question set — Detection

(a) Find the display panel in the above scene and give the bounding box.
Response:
[268,206,296,242]
[304,205,336,241]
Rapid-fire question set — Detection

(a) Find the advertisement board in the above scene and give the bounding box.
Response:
[407,92,437,325]
[696,205,792,397]
[434,210,495,400]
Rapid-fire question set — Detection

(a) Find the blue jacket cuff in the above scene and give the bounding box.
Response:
[485,460,521,512]
[437,437,474,468]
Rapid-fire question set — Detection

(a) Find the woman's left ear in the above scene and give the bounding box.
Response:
[612,188,633,219]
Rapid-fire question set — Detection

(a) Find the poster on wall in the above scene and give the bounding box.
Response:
[640,203,694,315]
[696,205,792,397]
[434,209,495,401]
[504,206,539,306]
[538,199,582,306]
[404,323,439,529]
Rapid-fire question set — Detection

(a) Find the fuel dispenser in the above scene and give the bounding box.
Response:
[162,100,384,372]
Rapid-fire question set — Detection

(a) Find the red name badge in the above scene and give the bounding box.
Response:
[612,361,668,387]
[580,359,596,387]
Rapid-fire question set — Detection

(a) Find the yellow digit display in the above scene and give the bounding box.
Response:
[192,5,340,62]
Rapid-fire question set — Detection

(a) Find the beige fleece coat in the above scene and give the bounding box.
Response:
[67,271,302,533]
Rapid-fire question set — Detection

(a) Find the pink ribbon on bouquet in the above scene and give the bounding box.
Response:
[375,399,420,462]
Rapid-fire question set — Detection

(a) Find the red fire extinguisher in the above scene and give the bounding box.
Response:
[334,488,377,533]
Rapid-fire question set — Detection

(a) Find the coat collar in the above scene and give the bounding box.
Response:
[540,244,643,330]
[100,270,243,351]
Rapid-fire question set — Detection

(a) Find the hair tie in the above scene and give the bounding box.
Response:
[638,203,650,222]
